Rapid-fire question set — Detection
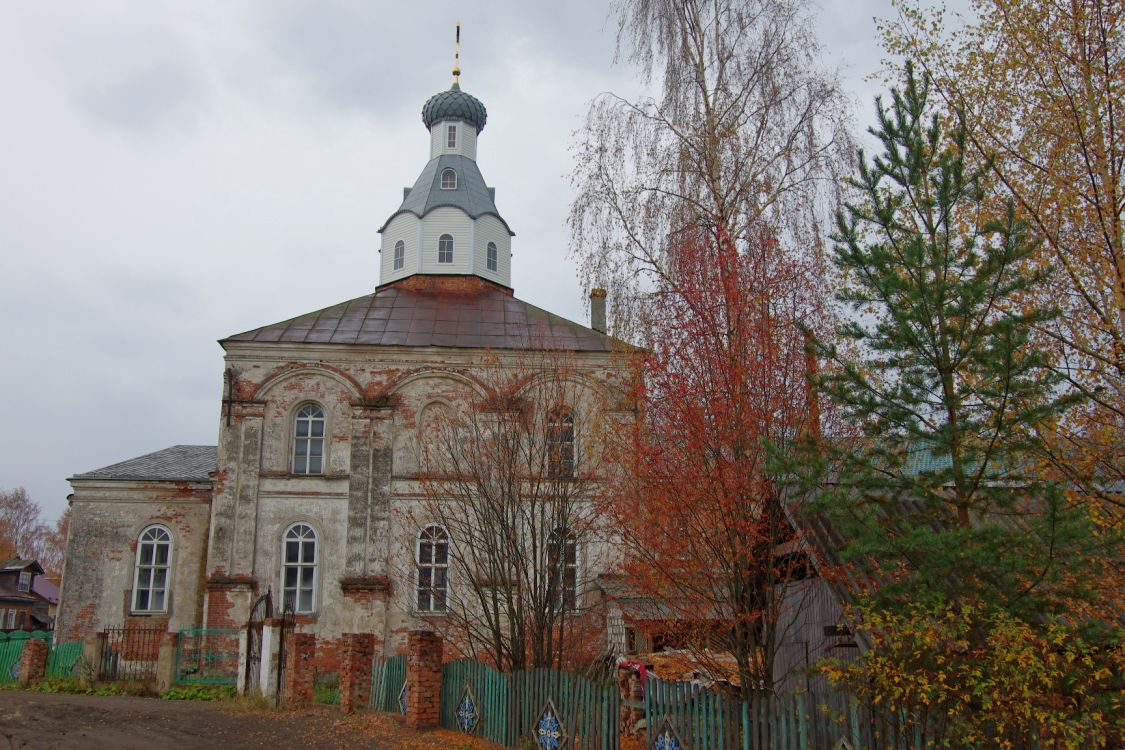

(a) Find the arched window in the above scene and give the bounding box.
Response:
[416,525,449,612]
[440,168,457,190]
[393,240,405,270]
[282,523,317,613]
[438,234,454,264]
[548,528,578,610]
[446,124,457,149]
[133,525,172,612]
[547,407,575,478]
[293,404,325,475]
[486,241,498,272]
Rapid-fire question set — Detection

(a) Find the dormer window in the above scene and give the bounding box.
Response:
[438,234,454,264]
[440,168,457,190]
[447,124,457,149]
[17,572,31,592]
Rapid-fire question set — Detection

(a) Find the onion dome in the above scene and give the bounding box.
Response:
[421,83,487,133]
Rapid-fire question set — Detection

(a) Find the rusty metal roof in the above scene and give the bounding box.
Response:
[223,276,626,352]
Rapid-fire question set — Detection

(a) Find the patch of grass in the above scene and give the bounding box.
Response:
[161,684,236,701]
[312,683,339,705]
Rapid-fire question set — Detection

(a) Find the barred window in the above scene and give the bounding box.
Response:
[486,241,498,272]
[133,525,172,613]
[293,404,325,475]
[547,407,575,478]
[438,234,454,264]
[416,525,449,613]
[394,240,405,270]
[282,523,317,614]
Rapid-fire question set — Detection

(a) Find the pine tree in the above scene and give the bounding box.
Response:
[796,63,1121,745]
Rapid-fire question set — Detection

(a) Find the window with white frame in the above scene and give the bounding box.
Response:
[440,168,457,190]
[293,404,325,475]
[282,523,317,614]
[548,528,578,610]
[486,241,498,272]
[447,123,457,149]
[438,234,454,264]
[416,525,449,612]
[4,610,14,629]
[547,407,576,478]
[17,571,31,592]
[394,240,405,270]
[133,525,172,612]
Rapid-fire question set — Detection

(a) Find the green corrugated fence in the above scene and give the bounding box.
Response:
[439,658,509,744]
[45,640,82,678]
[0,638,25,683]
[369,654,406,712]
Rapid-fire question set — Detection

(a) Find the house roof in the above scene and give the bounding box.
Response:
[223,276,629,353]
[69,445,217,483]
[32,576,59,605]
[0,560,43,574]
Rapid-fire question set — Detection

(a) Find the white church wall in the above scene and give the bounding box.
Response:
[419,207,474,274]
[474,214,511,286]
[379,213,419,284]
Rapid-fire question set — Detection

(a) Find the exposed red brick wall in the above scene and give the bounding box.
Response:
[405,630,442,729]
[338,633,376,714]
[18,638,47,686]
[283,632,315,705]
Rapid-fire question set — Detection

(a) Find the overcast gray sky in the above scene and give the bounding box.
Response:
[0,1,964,522]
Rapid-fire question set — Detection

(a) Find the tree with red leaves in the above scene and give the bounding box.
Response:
[602,225,828,693]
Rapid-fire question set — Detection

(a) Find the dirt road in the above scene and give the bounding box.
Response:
[0,690,498,750]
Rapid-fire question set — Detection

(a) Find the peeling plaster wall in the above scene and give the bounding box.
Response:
[56,481,211,642]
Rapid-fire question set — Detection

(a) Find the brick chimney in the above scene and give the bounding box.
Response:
[590,288,607,334]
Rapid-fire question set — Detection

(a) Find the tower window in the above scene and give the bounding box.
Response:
[487,242,498,272]
[394,240,405,270]
[293,404,325,475]
[416,525,449,612]
[447,124,457,149]
[438,234,454,264]
[440,168,457,190]
[133,525,172,613]
[282,523,317,614]
[548,528,578,611]
[547,407,576,478]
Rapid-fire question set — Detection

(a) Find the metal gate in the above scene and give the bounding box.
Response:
[244,589,272,693]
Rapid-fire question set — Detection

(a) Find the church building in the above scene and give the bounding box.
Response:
[57,59,632,669]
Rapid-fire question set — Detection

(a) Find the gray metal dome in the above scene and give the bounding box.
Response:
[421,83,487,132]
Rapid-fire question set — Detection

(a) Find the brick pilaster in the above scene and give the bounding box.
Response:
[339,632,377,714]
[18,638,48,687]
[283,632,316,705]
[405,630,442,730]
